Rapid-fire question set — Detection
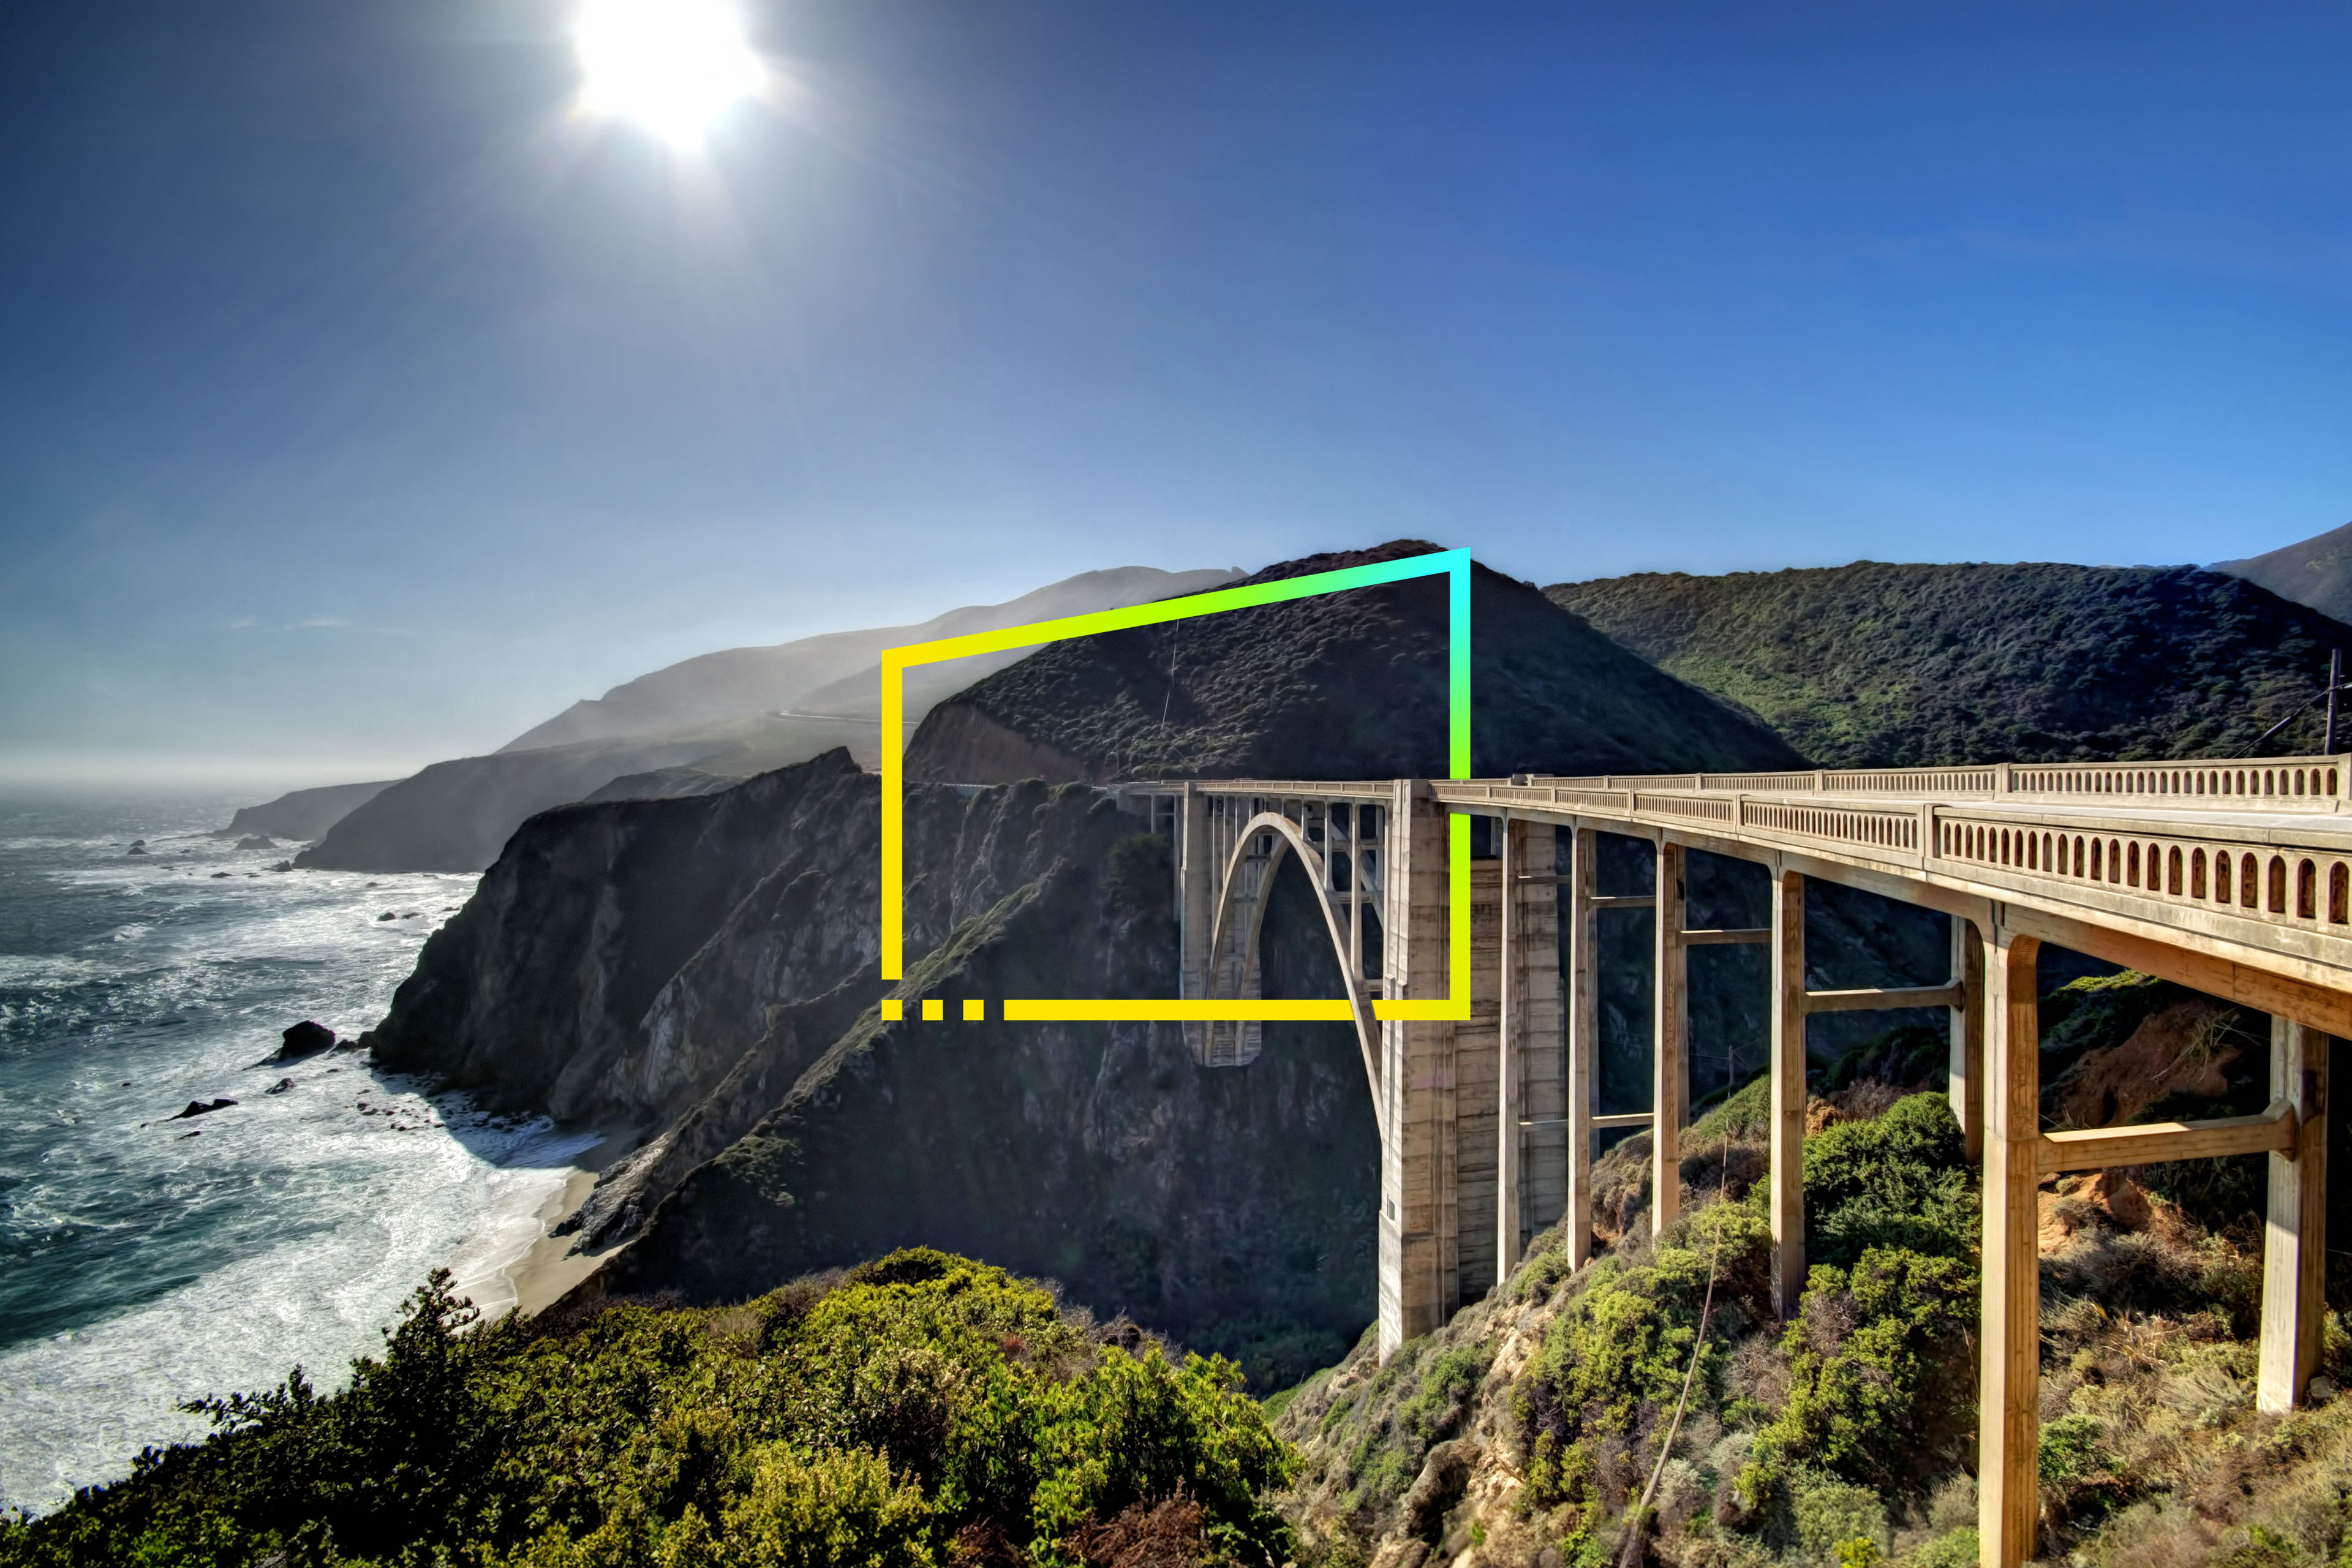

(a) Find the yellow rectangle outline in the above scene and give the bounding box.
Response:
[880,552,1472,1022]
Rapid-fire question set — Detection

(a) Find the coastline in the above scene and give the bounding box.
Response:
[440,1124,627,1324]
[499,1155,624,1317]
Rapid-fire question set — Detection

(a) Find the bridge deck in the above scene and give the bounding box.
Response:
[1124,756,2339,1568]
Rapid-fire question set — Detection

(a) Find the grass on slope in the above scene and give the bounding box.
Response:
[1272,1080,2352,1568]
[1548,562,2352,769]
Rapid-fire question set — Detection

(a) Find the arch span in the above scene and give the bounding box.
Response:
[1203,812,1382,1121]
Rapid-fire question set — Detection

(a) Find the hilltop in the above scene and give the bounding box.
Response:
[1548,561,2352,769]
[908,542,1804,785]
[2214,519,2352,625]
[502,565,1238,753]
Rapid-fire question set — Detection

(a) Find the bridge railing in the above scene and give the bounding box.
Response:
[1436,772,2352,956]
[1516,754,2348,812]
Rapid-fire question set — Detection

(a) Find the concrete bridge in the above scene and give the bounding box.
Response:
[1118,755,2341,1568]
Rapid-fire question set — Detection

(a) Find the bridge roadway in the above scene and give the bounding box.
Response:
[1116,755,2342,1568]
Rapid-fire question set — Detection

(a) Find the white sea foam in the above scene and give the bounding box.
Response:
[0,794,595,1514]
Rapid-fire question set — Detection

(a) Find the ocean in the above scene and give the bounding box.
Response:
[0,790,595,1514]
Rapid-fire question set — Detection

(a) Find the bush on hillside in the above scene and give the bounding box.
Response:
[0,1249,1295,1568]
[1801,1093,1975,1267]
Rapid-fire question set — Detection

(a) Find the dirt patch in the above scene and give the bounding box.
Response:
[2053,1000,2244,1129]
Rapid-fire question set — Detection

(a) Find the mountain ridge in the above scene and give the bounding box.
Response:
[2212,518,2352,625]
[1547,559,2352,769]
[907,541,1806,784]
[499,565,1238,753]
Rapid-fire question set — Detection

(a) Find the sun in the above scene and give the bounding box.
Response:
[573,0,765,149]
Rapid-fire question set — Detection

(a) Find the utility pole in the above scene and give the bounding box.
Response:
[2329,648,2342,755]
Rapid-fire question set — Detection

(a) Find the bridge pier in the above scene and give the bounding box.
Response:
[1563,826,1599,1269]
[1978,927,2041,1568]
[1653,839,1689,1235]
[1177,784,1213,1059]
[1379,782,1465,1357]
[1949,916,1986,1161]
[2258,1017,2331,1412]
[1497,818,1565,1280]
[1770,869,1807,1319]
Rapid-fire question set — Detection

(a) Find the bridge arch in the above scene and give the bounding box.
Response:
[1202,811,1383,1120]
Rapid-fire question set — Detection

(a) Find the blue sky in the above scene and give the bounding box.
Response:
[3,1,2349,783]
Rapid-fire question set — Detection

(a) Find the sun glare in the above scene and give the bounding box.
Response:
[573,0,764,149]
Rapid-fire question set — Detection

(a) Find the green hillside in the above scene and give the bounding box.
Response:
[1548,562,2352,769]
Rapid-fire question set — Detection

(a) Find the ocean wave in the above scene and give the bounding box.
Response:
[0,798,532,1513]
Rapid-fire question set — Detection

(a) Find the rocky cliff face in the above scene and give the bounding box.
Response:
[215,778,399,842]
[368,745,1382,1380]
[602,846,1384,1383]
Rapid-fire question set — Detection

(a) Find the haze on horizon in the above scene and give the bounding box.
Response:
[2,0,2348,790]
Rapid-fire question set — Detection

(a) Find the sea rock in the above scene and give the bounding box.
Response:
[235,835,279,851]
[211,872,233,879]
[173,1097,238,1119]
[127,840,148,856]
[272,861,293,873]
[377,911,398,921]
[264,1077,296,1095]
[274,1020,337,1061]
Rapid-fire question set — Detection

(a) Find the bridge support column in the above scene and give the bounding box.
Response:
[1653,839,1687,1235]
[1770,869,1807,1320]
[1498,819,1564,1282]
[1949,917,1985,1163]
[1177,785,1213,1059]
[1564,826,1599,1268]
[1978,927,2042,1568]
[1379,783,1457,1360]
[2258,1017,2330,1412]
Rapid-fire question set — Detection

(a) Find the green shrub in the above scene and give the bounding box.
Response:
[2038,1414,2107,1485]
[1790,1470,1888,1566]
[0,1250,1296,1568]
[1904,1526,1978,1568]
[1803,1094,1976,1266]
[1338,1337,1491,1512]
[1838,1535,1884,1568]
[1104,833,1173,918]
[1754,1248,1977,1488]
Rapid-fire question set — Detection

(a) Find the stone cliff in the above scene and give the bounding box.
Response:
[367,746,1383,1379]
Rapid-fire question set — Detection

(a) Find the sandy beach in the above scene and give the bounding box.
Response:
[500,1160,624,1316]
[440,1127,627,1324]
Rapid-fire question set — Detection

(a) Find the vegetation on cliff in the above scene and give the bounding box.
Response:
[1273,1062,2351,1568]
[0,1250,1293,1568]
[1547,562,2352,767]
